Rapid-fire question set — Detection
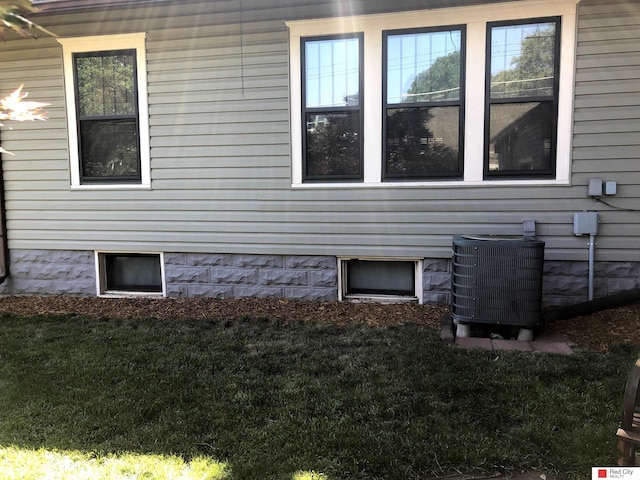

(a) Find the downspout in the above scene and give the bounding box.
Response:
[0,129,9,284]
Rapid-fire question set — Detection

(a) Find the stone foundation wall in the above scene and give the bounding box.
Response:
[0,249,638,308]
[543,260,640,307]
[0,249,96,296]
[164,253,337,301]
[422,259,451,304]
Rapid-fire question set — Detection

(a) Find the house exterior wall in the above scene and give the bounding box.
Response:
[1,248,638,308]
[572,0,640,262]
[0,0,638,306]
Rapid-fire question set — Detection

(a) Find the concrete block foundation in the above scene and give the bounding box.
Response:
[0,249,637,308]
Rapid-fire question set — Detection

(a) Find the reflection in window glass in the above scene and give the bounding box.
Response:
[485,18,558,177]
[387,30,461,104]
[74,49,141,183]
[488,102,553,172]
[76,53,136,116]
[305,112,361,178]
[302,35,363,181]
[384,27,463,180]
[305,37,360,108]
[490,22,556,99]
[105,253,162,293]
[80,119,139,178]
[346,260,416,297]
[386,106,460,177]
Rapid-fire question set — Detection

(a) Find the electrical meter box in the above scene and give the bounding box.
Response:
[573,212,598,236]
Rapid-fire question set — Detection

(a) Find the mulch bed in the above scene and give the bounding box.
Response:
[545,301,640,352]
[0,296,449,328]
[0,295,639,352]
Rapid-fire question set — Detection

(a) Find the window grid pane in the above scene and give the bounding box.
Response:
[76,51,137,117]
[386,30,461,104]
[490,22,556,99]
[305,37,360,108]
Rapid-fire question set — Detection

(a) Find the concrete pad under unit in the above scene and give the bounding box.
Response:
[452,332,574,355]
[443,317,574,355]
[455,337,494,350]
[529,341,574,355]
[491,339,533,352]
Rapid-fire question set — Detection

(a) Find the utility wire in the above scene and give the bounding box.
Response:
[594,197,640,212]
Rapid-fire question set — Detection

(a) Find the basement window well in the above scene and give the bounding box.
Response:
[96,252,165,297]
[338,258,423,303]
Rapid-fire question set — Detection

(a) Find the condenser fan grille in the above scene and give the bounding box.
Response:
[451,235,545,327]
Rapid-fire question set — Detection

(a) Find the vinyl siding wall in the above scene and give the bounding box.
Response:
[572,0,640,261]
[0,0,638,264]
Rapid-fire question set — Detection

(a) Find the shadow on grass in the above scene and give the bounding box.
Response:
[0,313,637,479]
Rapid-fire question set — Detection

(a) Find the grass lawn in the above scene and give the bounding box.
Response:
[0,313,637,480]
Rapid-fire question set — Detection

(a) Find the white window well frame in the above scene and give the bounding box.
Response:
[95,251,166,298]
[58,33,151,189]
[286,0,578,188]
[338,257,424,304]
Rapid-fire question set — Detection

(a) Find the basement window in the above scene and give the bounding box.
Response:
[96,252,165,297]
[339,258,422,303]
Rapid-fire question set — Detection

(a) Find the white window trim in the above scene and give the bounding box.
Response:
[286,0,578,188]
[337,257,424,304]
[95,251,166,298]
[58,33,151,190]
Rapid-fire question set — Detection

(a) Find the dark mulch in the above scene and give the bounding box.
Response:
[546,300,640,352]
[0,295,448,328]
[0,295,638,352]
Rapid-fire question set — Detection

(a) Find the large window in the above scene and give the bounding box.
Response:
[287,1,577,187]
[383,27,464,180]
[485,18,560,178]
[302,34,364,182]
[59,34,150,189]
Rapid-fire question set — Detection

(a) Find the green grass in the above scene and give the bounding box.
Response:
[0,313,637,480]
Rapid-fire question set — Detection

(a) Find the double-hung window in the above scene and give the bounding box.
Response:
[383,27,464,180]
[287,0,577,187]
[74,50,140,183]
[485,18,560,178]
[58,33,150,189]
[302,34,364,182]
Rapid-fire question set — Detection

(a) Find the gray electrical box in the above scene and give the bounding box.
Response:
[573,212,598,236]
[587,178,603,196]
[605,181,617,195]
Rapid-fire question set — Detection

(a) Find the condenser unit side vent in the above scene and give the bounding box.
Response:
[451,235,545,327]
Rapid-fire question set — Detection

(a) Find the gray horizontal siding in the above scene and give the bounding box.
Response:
[0,0,638,263]
[571,0,640,262]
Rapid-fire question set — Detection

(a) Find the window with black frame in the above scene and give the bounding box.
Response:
[485,18,560,178]
[74,49,141,183]
[301,34,363,182]
[383,26,464,180]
